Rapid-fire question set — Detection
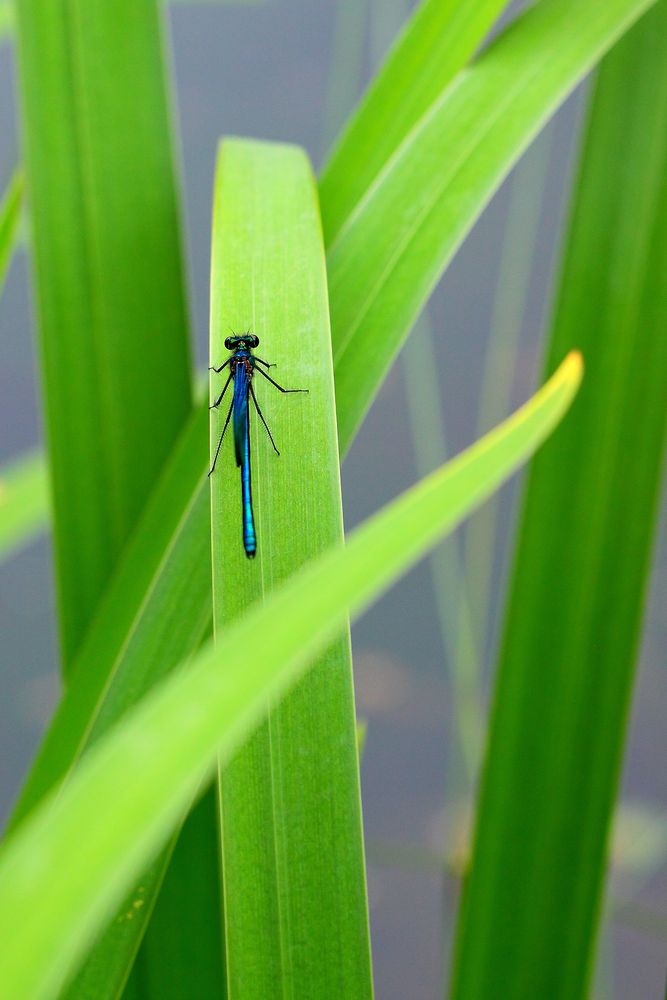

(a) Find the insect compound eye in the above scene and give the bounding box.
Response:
[224,337,234,350]
[249,335,260,348]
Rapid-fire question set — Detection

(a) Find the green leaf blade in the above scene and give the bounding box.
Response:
[325,0,655,449]
[14,0,193,665]
[209,138,372,999]
[319,0,510,242]
[0,353,581,1000]
[450,4,667,998]
[0,170,23,295]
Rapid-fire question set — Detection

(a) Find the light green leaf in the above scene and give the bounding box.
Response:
[0,1,12,40]
[7,403,215,998]
[0,450,49,563]
[0,352,582,1000]
[0,171,23,295]
[325,0,655,447]
[450,4,667,998]
[14,0,193,667]
[320,0,510,242]
[209,140,371,997]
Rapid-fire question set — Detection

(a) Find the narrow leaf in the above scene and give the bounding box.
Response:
[0,170,22,295]
[325,0,655,447]
[0,353,582,1000]
[0,450,49,563]
[320,0,510,242]
[0,1,11,41]
[451,5,667,998]
[209,139,371,997]
[14,0,192,666]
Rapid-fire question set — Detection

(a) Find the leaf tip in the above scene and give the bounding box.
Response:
[555,349,584,397]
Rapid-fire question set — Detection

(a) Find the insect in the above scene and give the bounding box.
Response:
[208,332,308,559]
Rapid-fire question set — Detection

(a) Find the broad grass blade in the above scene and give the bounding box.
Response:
[450,5,667,998]
[209,139,372,998]
[14,0,192,666]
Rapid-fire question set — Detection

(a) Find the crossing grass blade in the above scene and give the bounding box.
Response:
[0,450,49,563]
[0,353,581,1000]
[6,403,217,998]
[320,0,510,242]
[209,139,372,998]
[450,4,667,998]
[0,170,22,295]
[14,0,192,668]
[325,0,655,448]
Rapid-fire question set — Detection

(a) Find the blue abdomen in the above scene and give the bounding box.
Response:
[240,412,256,559]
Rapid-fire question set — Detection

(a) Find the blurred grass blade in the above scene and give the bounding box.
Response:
[209,140,372,996]
[6,404,220,998]
[320,0,510,241]
[326,0,654,448]
[321,0,369,153]
[370,0,482,815]
[465,122,554,667]
[0,353,582,1000]
[0,170,22,295]
[14,0,192,667]
[0,0,11,41]
[0,450,49,562]
[451,5,667,998]
[402,317,483,789]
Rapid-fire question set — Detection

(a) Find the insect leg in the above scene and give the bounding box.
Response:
[250,384,280,455]
[255,367,308,394]
[209,371,232,409]
[209,358,231,375]
[254,356,276,369]
[208,397,234,477]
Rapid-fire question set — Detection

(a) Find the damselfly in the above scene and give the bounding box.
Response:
[208,332,307,559]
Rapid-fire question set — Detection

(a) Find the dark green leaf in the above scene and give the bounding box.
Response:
[451,5,667,997]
